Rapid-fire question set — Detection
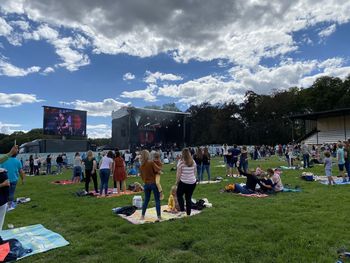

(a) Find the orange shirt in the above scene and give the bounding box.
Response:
[140,161,160,184]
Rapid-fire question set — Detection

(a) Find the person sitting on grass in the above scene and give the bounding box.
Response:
[324,151,336,185]
[258,172,274,193]
[258,169,283,193]
[234,168,260,194]
[153,152,164,200]
[140,150,161,221]
[167,185,180,213]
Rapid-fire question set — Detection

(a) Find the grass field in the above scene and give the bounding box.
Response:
[6,156,350,262]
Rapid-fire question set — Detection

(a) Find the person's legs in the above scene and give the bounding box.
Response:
[243,161,248,173]
[116,180,121,193]
[104,169,110,195]
[151,183,161,218]
[91,172,98,193]
[176,181,185,212]
[99,170,105,195]
[0,203,7,230]
[155,174,163,200]
[8,181,17,208]
[197,165,202,181]
[303,154,307,168]
[184,183,196,215]
[306,154,310,168]
[141,184,152,218]
[85,169,91,192]
[122,180,126,192]
[345,161,350,181]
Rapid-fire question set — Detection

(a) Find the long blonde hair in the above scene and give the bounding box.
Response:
[182,148,194,167]
[141,150,150,165]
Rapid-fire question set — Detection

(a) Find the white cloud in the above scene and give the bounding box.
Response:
[0,58,40,77]
[2,0,350,67]
[61,98,130,117]
[42,66,54,74]
[121,85,157,102]
[123,72,135,81]
[318,24,337,38]
[0,17,12,36]
[144,71,183,84]
[0,122,22,134]
[0,92,43,107]
[87,124,111,138]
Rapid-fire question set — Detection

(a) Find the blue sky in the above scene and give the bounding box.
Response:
[0,0,350,138]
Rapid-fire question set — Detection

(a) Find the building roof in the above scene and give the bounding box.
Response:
[290,108,350,120]
[112,106,190,119]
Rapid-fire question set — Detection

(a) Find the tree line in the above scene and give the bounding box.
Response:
[0,75,349,153]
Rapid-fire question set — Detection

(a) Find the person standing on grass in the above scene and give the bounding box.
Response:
[0,148,25,211]
[176,148,197,216]
[56,154,63,175]
[324,151,335,185]
[202,147,211,181]
[112,151,127,194]
[239,146,249,173]
[72,152,82,183]
[153,152,164,200]
[139,150,161,221]
[0,146,18,227]
[46,154,52,175]
[99,151,114,197]
[193,147,203,182]
[83,151,98,194]
[344,140,350,181]
[301,142,310,168]
[337,143,346,182]
[29,155,34,175]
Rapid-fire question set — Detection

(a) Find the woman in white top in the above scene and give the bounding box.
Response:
[176,148,197,215]
[99,151,114,196]
[72,152,82,183]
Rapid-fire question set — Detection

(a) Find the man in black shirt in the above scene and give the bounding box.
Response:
[233,168,260,194]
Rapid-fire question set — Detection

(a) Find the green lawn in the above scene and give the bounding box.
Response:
[7,156,350,262]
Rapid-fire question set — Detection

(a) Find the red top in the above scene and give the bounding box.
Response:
[113,157,126,181]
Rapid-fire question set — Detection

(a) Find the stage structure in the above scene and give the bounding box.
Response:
[112,107,190,150]
[291,108,350,144]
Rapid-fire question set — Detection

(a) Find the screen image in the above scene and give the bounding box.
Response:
[43,106,87,137]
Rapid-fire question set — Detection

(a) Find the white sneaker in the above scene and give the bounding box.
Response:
[113,188,118,194]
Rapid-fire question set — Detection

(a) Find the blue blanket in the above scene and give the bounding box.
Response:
[282,188,302,192]
[319,179,350,185]
[0,224,69,260]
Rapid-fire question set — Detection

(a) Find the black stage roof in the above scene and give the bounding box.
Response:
[291,108,350,120]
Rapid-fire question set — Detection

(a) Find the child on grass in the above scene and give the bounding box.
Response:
[153,152,164,200]
[324,151,335,185]
[167,185,180,212]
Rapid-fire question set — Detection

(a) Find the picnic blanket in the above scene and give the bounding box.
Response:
[279,166,304,170]
[116,205,202,224]
[319,178,350,185]
[0,224,69,260]
[238,193,269,198]
[198,180,221,184]
[51,180,75,185]
[282,187,302,192]
[94,189,142,198]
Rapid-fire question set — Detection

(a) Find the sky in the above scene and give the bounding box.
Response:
[0,0,350,138]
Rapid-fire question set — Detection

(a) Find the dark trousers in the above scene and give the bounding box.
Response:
[176,180,196,215]
[85,169,98,193]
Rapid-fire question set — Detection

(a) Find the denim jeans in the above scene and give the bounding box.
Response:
[46,163,51,175]
[57,163,63,174]
[345,161,350,178]
[201,165,211,181]
[239,160,248,173]
[99,169,110,195]
[196,164,203,181]
[234,183,254,194]
[142,183,161,217]
[303,154,310,168]
[9,181,17,202]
